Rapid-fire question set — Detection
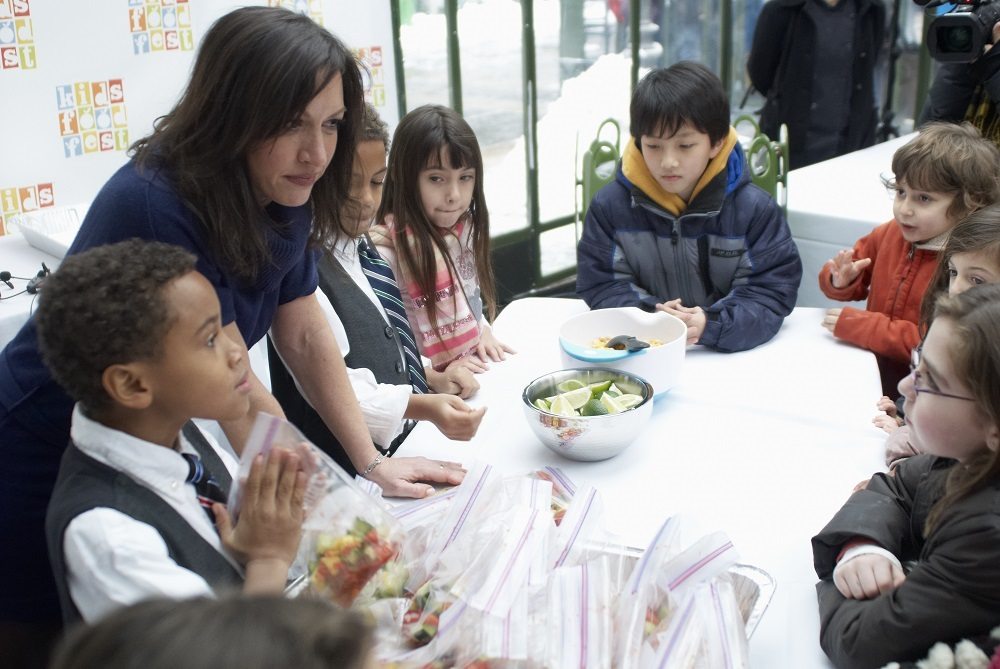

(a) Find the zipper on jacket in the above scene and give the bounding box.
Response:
[632,194,701,303]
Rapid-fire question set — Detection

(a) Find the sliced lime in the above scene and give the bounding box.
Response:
[587,380,613,398]
[560,387,593,410]
[600,392,625,414]
[617,394,643,410]
[579,398,609,417]
[556,379,586,393]
[606,383,622,398]
[533,398,551,412]
[550,395,579,416]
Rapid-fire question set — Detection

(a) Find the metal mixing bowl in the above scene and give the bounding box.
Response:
[521,368,654,461]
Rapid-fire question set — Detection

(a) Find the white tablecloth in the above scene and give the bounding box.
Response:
[0,233,62,348]
[400,297,887,669]
[787,133,916,309]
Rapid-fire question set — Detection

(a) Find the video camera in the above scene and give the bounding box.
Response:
[917,0,1000,62]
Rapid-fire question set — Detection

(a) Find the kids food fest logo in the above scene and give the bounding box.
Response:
[0,0,36,71]
[0,183,53,235]
[356,46,385,108]
[268,0,323,25]
[57,80,129,158]
[129,0,193,54]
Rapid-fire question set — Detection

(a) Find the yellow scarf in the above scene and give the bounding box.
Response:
[621,127,738,216]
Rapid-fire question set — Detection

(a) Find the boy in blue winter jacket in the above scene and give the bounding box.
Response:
[576,61,802,352]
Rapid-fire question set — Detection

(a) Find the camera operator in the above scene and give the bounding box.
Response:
[921,21,1000,146]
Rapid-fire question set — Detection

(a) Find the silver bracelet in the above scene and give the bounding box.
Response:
[362,453,384,477]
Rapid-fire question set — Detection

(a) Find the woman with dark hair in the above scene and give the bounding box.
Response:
[0,7,463,659]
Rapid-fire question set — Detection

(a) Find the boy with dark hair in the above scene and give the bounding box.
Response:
[576,61,802,352]
[37,240,306,624]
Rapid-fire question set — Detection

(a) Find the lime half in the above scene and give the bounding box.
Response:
[549,395,578,416]
[556,379,586,393]
[587,380,613,398]
[560,387,593,410]
[617,394,643,410]
[600,392,625,414]
[580,398,609,417]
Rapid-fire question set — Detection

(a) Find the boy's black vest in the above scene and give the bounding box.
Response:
[46,422,241,624]
[268,251,410,475]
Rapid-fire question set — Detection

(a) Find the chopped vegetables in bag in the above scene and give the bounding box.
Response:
[309,518,398,606]
[402,582,452,647]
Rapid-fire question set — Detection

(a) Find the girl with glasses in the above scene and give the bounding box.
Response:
[813,284,1000,667]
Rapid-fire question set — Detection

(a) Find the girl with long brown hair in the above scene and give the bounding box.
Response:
[371,105,513,372]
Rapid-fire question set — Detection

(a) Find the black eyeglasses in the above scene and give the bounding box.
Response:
[909,347,975,402]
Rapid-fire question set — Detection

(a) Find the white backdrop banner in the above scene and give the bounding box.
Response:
[0,0,398,234]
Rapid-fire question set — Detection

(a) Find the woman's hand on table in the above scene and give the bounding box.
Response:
[824,249,871,289]
[822,308,843,333]
[834,553,906,600]
[367,456,466,498]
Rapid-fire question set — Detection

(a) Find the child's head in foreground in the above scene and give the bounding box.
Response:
[342,102,391,239]
[630,61,730,201]
[35,239,251,431]
[900,284,1000,531]
[887,122,1000,245]
[48,595,374,669]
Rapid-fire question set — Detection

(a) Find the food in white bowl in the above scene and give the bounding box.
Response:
[522,368,653,461]
[559,307,686,396]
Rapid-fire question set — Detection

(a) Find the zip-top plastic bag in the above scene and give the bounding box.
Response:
[545,555,615,669]
[228,413,403,607]
[530,466,577,525]
[645,578,749,669]
[618,526,740,667]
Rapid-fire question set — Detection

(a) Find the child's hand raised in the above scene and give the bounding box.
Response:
[834,552,906,600]
[824,249,872,288]
[214,448,307,593]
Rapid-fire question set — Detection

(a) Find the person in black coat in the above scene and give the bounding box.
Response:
[747,0,886,169]
[920,23,1000,149]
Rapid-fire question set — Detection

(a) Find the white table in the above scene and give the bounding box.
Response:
[787,133,916,309]
[400,297,887,669]
[0,233,62,348]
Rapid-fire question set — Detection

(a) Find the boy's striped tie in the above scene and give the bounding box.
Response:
[357,237,430,395]
[181,452,227,526]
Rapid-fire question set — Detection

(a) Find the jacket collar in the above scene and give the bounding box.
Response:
[617,131,748,218]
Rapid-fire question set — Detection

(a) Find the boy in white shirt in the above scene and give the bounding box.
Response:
[38,240,307,623]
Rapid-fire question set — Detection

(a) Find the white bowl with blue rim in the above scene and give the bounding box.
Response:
[558,307,686,397]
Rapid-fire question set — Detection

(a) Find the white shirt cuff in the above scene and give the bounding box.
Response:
[834,544,903,582]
